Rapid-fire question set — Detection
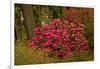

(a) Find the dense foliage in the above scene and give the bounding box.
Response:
[27,19,89,59]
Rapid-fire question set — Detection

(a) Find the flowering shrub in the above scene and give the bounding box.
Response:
[27,19,89,59]
[63,8,84,24]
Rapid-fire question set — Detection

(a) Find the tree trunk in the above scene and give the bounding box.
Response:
[21,4,35,40]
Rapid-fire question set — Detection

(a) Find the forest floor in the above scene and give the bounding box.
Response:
[15,41,94,65]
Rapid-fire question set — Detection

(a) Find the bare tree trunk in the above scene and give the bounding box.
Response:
[21,4,35,40]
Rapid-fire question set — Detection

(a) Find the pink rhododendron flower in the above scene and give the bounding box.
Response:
[27,19,89,59]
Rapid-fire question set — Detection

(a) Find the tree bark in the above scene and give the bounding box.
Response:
[21,4,35,40]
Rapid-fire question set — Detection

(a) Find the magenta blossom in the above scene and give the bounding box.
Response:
[27,19,89,59]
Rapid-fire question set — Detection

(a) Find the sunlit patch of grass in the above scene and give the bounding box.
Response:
[15,41,94,65]
[15,41,55,65]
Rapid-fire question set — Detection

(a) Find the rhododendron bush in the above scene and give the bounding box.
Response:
[27,19,89,59]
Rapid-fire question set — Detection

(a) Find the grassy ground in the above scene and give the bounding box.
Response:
[15,41,94,65]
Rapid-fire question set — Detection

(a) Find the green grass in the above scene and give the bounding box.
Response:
[15,41,94,65]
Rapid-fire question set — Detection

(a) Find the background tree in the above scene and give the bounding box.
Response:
[48,6,62,19]
[21,4,36,40]
[15,5,23,41]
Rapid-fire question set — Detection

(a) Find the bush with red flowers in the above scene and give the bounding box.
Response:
[27,19,89,59]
